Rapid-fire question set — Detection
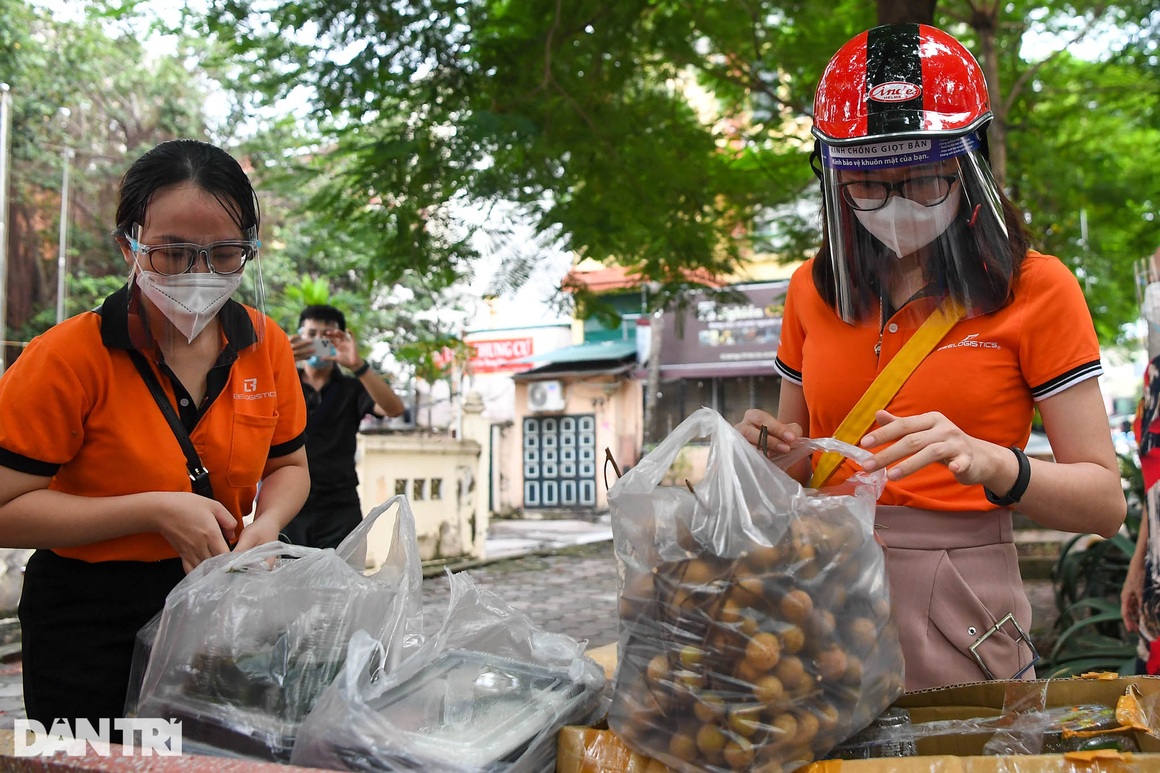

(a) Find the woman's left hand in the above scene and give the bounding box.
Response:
[233,516,284,553]
[859,409,999,486]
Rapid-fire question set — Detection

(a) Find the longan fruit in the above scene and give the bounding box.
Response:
[752,674,785,706]
[636,682,670,714]
[681,558,715,586]
[806,608,836,640]
[779,625,805,655]
[842,654,865,685]
[790,677,818,699]
[719,599,743,624]
[823,583,849,609]
[735,659,764,684]
[727,705,763,737]
[815,647,848,682]
[620,709,659,742]
[745,632,781,671]
[738,615,761,638]
[773,655,806,690]
[666,589,694,616]
[779,589,813,624]
[815,702,840,732]
[646,653,670,685]
[673,669,706,692]
[792,711,820,746]
[768,713,799,746]
[693,693,726,723]
[848,616,877,652]
[748,544,785,571]
[696,723,729,756]
[724,736,756,769]
[668,730,698,761]
[678,644,704,670]
[734,575,766,602]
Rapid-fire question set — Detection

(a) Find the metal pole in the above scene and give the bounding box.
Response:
[0,84,12,373]
[56,147,72,324]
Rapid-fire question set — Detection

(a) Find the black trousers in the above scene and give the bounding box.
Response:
[280,501,362,550]
[18,550,184,730]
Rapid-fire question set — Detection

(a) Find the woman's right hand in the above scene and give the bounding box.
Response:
[735,409,803,456]
[152,492,238,573]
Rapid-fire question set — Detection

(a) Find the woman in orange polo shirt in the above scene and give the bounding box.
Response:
[738,24,1125,690]
[0,140,309,730]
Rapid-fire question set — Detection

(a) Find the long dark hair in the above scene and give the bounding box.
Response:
[812,170,1031,321]
[113,139,260,237]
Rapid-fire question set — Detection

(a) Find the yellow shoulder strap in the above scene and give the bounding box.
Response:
[808,297,966,489]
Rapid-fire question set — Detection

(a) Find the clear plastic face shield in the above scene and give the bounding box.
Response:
[818,133,1012,328]
[122,222,267,351]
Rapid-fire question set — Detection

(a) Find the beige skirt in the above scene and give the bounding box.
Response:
[875,506,1037,692]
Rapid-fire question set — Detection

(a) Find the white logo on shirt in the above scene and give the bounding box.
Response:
[937,333,1001,351]
[234,378,276,401]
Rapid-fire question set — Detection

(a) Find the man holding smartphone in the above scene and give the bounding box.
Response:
[285,305,406,549]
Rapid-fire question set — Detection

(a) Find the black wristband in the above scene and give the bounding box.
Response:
[352,361,371,378]
[984,446,1031,506]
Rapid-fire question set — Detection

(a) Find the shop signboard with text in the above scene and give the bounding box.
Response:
[644,281,788,379]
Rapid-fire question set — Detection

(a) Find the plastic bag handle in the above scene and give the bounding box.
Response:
[769,435,887,497]
[204,495,415,576]
[334,494,417,572]
[609,409,741,495]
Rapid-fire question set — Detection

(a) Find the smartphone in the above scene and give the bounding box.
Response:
[310,338,337,359]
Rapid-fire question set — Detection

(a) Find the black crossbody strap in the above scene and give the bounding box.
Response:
[127,350,215,499]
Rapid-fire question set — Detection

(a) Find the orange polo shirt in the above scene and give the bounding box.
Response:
[774,251,1101,509]
[0,286,307,562]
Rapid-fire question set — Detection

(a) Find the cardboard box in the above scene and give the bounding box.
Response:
[557,676,1160,772]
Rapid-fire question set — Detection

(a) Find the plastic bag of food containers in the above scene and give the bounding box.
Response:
[132,494,423,762]
[608,407,903,772]
[290,570,607,772]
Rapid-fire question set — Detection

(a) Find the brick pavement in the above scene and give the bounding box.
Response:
[421,540,621,648]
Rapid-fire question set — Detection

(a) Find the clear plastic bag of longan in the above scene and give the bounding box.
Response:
[607,408,903,772]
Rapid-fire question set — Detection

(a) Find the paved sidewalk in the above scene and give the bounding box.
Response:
[483,515,613,560]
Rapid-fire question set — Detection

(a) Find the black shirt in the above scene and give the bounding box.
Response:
[300,367,377,508]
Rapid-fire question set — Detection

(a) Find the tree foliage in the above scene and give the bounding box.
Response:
[0,0,216,360]
[6,0,1158,364]
[182,0,1159,343]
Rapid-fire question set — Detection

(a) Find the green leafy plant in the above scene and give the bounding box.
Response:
[1038,452,1144,677]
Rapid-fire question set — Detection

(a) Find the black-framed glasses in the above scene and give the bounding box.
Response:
[127,227,259,276]
[840,175,960,211]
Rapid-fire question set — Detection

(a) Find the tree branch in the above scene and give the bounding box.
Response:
[1001,3,1109,117]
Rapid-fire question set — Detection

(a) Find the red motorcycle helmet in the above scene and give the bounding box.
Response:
[813,23,991,145]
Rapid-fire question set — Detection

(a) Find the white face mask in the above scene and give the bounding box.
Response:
[1144,283,1160,326]
[135,270,243,343]
[853,185,962,258]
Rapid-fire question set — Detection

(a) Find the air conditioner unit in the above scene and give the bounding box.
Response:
[527,380,566,412]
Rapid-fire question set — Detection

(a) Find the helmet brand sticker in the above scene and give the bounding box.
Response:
[868,82,922,102]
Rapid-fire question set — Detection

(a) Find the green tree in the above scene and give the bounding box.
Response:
[0,0,219,362]
[185,1,1157,335]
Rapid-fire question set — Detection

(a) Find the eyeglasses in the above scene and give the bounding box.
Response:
[840,175,960,211]
[127,232,259,276]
